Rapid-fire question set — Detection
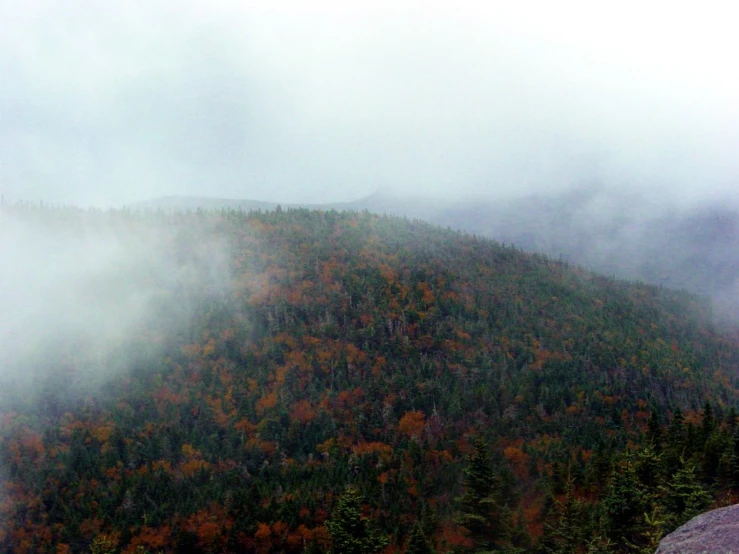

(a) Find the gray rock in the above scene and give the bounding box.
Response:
[657,504,739,554]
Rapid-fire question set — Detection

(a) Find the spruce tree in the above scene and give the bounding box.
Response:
[326,486,388,554]
[457,437,505,550]
[602,458,648,549]
[664,409,686,477]
[661,458,712,527]
[634,442,662,497]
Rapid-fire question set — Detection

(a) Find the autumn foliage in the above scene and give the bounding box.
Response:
[1,204,738,552]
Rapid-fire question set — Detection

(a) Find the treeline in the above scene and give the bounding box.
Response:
[1,204,739,552]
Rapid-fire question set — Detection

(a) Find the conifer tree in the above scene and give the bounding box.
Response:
[326,486,388,554]
[646,411,663,451]
[457,437,505,551]
[726,407,738,431]
[717,434,739,489]
[634,443,662,495]
[661,458,712,527]
[664,409,686,477]
[406,523,435,554]
[702,428,726,485]
[602,458,648,549]
[539,476,584,554]
[624,505,668,554]
[667,409,685,447]
[702,401,716,442]
[503,505,531,552]
[419,502,439,539]
[585,441,613,494]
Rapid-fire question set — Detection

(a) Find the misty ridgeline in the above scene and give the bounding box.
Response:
[1,202,739,553]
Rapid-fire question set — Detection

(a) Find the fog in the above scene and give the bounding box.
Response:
[1,1,738,207]
[3,3,739,543]
[0,207,232,410]
[0,205,236,541]
[1,2,738,374]
[1,1,737,390]
[2,0,738,395]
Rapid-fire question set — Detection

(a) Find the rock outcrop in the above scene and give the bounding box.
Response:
[656,504,739,553]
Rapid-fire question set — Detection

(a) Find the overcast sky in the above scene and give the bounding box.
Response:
[1,0,738,207]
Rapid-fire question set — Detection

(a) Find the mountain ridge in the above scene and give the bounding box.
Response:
[137,189,739,321]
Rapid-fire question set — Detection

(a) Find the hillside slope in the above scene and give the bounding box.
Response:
[1,205,739,553]
[139,189,739,321]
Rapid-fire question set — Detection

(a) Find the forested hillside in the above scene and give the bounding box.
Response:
[2,204,739,553]
[140,189,739,319]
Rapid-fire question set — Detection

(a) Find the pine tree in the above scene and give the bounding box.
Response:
[326,486,388,554]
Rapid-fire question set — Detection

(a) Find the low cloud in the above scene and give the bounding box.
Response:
[1,1,737,206]
[0,206,232,409]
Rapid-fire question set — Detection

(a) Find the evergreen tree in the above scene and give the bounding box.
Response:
[326,486,388,554]
[726,407,738,431]
[702,401,716,442]
[667,409,685,447]
[646,411,663,451]
[503,505,531,552]
[716,434,738,489]
[419,501,439,539]
[624,506,668,554]
[89,536,117,554]
[539,477,584,554]
[585,533,615,554]
[702,428,726,485]
[602,458,648,549]
[664,409,686,478]
[581,506,615,554]
[457,437,505,551]
[406,523,435,554]
[634,443,662,497]
[585,441,613,494]
[661,458,713,528]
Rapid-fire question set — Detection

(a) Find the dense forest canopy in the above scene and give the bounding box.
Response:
[1,203,739,553]
[139,189,739,323]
